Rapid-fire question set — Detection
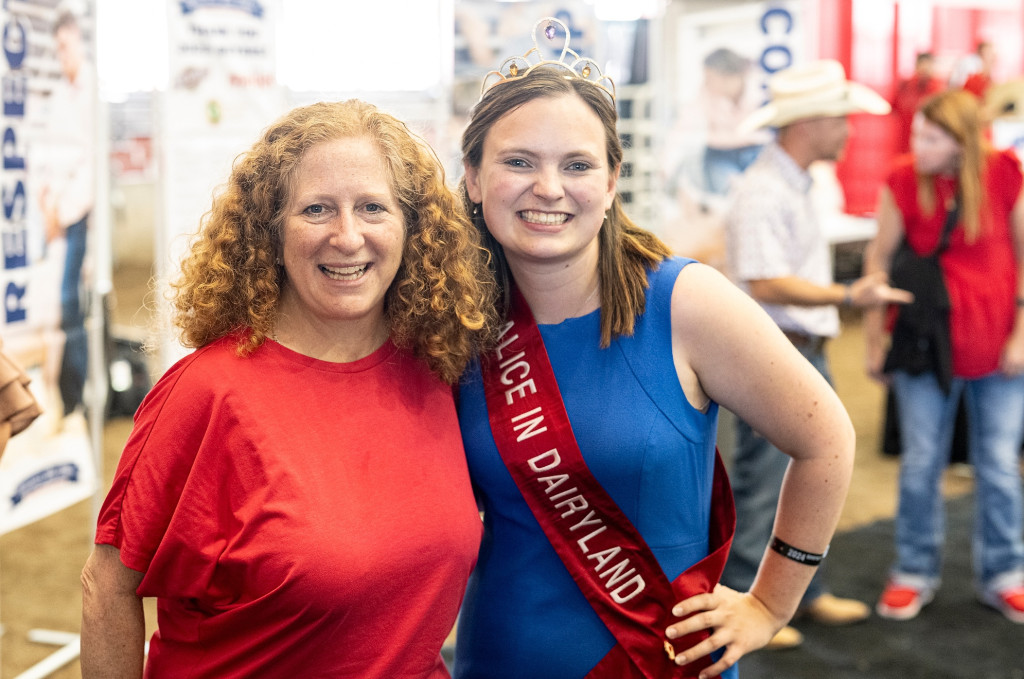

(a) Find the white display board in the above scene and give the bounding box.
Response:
[0,0,100,537]
[157,0,287,369]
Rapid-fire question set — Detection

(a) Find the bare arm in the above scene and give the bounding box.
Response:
[997,192,1024,375]
[748,270,912,310]
[665,263,855,675]
[748,275,850,307]
[81,544,146,678]
[862,187,908,382]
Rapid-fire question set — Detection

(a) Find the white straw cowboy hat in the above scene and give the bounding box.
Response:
[737,59,891,134]
[986,78,1024,120]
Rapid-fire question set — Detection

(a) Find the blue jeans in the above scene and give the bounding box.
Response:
[59,214,88,415]
[702,144,763,196]
[722,340,831,606]
[890,369,1024,596]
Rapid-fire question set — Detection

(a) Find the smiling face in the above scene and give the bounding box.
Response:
[463,93,617,270]
[276,136,405,344]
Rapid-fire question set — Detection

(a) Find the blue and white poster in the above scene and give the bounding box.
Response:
[659,1,804,270]
[0,0,99,535]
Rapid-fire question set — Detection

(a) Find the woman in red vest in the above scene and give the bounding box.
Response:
[865,89,1024,624]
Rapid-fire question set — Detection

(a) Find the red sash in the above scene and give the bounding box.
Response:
[481,289,735,679]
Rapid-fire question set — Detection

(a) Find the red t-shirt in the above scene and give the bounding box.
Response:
[891,76,944,153]
[963,72,991,99]
[96,336,482,678]
[887,149,1022,377]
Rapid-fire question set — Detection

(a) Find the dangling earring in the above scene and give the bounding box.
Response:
[472,203,481,217]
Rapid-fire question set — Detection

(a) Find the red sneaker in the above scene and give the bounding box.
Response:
[981,586,1024,624]
[876,581,933,620]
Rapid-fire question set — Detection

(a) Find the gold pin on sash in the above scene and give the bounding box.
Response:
[664,640,676,661]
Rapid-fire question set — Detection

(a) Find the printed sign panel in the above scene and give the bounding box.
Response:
[659,1,804,269]
[0,0,99,535]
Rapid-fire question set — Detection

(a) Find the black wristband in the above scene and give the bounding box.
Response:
[1016,297,1024,308]
[770,536,828,566]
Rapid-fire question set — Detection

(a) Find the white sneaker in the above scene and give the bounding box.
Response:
[979,586,1024,624]
[876,581,934,621]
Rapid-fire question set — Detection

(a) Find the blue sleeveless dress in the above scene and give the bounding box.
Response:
[454,257,737,678]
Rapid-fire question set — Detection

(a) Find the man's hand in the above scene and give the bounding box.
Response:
[848,271,914,307]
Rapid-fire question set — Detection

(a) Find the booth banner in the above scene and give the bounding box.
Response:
[660,1,804,268]
[0,1,99,535]
[159,0,286,368]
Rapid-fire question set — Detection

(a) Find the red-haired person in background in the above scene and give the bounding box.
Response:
[864,89,1024,625]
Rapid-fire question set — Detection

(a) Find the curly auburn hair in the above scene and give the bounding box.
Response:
[460,68,671,348]
[172,99,497,383]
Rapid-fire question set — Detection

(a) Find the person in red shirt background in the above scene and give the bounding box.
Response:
[892,52,945,154]
[863,89,1024,626]
[962,40,1001,138]
[962,41,996,100]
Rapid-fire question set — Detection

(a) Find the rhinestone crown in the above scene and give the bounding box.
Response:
[480,16,616,102]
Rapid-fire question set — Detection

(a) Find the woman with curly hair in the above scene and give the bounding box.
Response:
[80,99,496,678]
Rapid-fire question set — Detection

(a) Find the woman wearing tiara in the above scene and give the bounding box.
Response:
[453,18,855,678]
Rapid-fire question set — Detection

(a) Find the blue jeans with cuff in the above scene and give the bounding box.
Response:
[890,369,1024,597]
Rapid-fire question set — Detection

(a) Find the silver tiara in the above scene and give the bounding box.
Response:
[480,16,616,102]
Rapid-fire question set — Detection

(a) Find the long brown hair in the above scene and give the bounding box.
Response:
[460,68,671,347]
[172,99,497,383]
[917,90,988,241]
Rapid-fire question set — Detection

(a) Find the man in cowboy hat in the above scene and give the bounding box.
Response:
[721,59,912,649]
